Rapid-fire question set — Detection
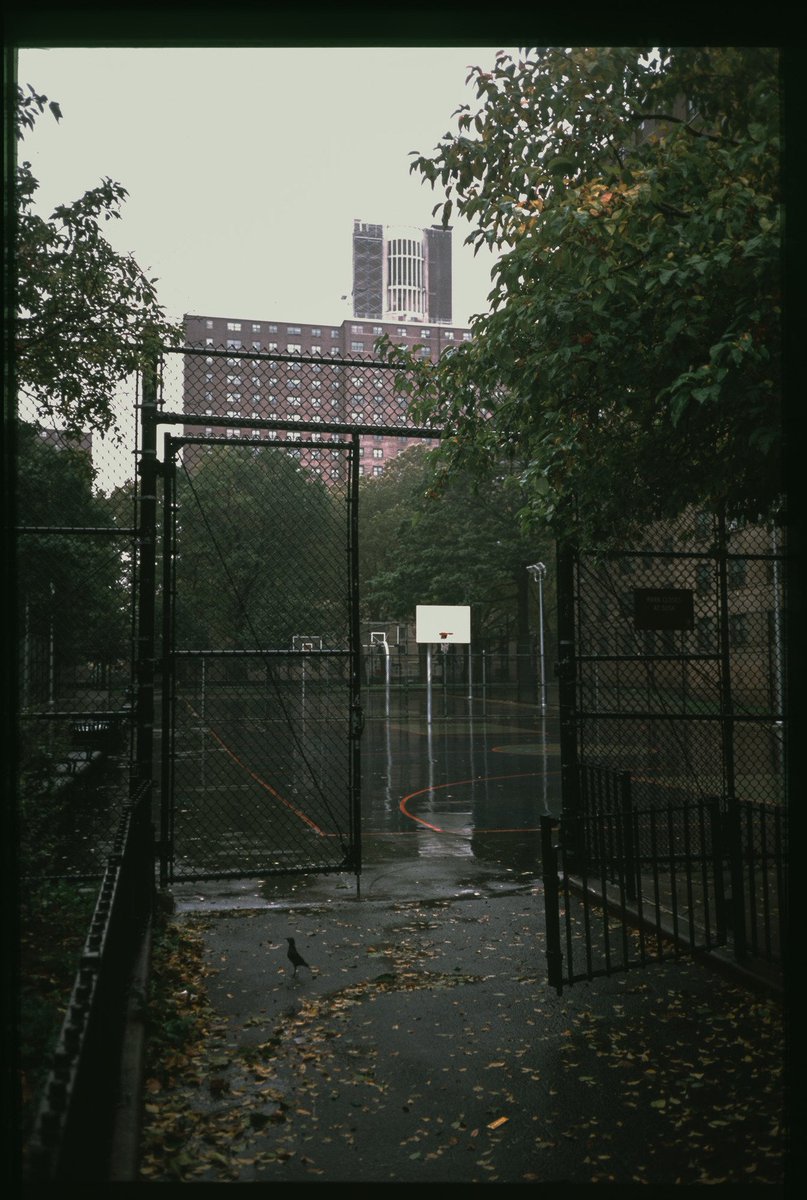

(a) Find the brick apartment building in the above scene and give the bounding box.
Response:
[182,220,470,479]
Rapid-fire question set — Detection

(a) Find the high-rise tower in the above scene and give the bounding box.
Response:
[352,220,452,325]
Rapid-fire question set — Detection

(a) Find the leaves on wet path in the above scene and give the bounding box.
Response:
[138,908,786,1184]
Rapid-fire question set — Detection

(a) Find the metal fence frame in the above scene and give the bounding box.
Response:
[548,510,788,990]
[24,780,155,1182]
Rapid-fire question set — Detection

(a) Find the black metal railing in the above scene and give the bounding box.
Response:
[24,780,155,1183]
[542,764,786,994]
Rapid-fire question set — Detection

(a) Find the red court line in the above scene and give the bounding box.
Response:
[399,771,558,835]
[180,696,328,837]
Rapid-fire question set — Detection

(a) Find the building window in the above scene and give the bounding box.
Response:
[351,324,364,333]
[267,342,278,352]
[226,374,242,385]
[227,322,242,332]
[205,337,214,347]
[226,339,241,350]
[372,448,383,459]
[225,392,242,402]
[331,329,340,338]
[462,331,472,341]
[251,322,261,332]
[288,396,301,406]
[287,343,302,354]
[287,325,301,335]
[729,614,748,647]
[310,345,321,355]
[397,328,408,337]
[728,558,747,589]
[372,326,383,335]
[373,465,383,476]
[268,324,278,332]
[252,340,261,351]
[205,319,214,329]
[696,564,712,594]
[697,616,717,652]
[444,331,455,340]
[351,341,364,352]
[311,327,321,336]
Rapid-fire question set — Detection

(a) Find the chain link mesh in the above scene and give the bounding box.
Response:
[574,509,786,811]
[159,343,439,476]
[16,416,138,879]
[164,437,357,880]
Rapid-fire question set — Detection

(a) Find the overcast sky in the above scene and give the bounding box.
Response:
[18,46,510,329]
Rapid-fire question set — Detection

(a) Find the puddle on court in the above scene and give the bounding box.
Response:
[172,707,560,911]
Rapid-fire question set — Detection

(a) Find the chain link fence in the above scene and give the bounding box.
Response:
[572,509,786,812]
[15,418,140,880]
[160,435,360,881]
[556,508,788,978]
[161,341,440,473]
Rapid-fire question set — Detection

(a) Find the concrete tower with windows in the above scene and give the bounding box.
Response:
[352,219,452,325]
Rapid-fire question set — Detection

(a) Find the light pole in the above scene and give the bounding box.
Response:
[527,562,547,713]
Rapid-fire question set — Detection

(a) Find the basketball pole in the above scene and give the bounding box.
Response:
[426,643,432,724]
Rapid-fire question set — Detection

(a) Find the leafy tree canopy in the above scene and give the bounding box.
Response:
[360,444,553,644]
[387,47,782,548]
[13,84,181,439]
[15,422,130,666]
[173,444,347,651]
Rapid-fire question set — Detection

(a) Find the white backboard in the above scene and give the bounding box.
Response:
[415,605,471,644]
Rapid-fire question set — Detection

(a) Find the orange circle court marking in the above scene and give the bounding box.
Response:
[399,771,558,834]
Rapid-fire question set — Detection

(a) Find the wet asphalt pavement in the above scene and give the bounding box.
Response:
[139,706,789,1186]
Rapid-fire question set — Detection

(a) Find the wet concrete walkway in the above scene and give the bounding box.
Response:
[138,708,788,1186]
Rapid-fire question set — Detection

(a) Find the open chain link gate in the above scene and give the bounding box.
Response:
[159,434,361,882]
[544,509,787,991]
[135,341,438,887]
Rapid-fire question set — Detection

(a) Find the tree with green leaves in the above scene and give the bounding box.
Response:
[13,84,181,438]
[359,445,554,649]
[387,47,781,548]
[173,445,348,651]
[15,422,131,706]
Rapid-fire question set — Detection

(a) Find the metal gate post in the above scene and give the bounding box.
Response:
[348,432,363,888]
[159,438,177,887]
[541,816,564,993]
[556,539,581,861]
[717,509,746,959]
[133,347,159,853]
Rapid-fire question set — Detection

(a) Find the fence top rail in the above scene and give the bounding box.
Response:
[15,525,136,536]
[173,648,351,657]
[166,344,411,371]
[157,409,440,441]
